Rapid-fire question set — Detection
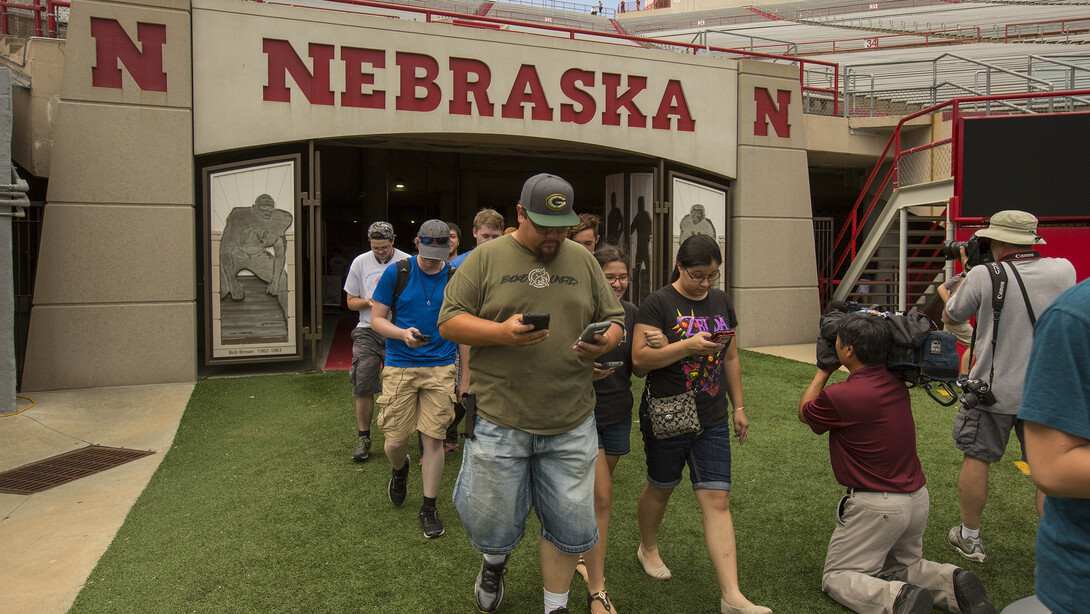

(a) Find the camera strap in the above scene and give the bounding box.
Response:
[968,260,1038,386]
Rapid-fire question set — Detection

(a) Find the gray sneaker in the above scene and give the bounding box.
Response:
[351,435,371,461]
[949,525,988,563]
[475,556,507,613]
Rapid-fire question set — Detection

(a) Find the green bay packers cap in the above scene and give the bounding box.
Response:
[520,173,579,227]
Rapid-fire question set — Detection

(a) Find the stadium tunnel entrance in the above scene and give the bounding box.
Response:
[195,133,733,376]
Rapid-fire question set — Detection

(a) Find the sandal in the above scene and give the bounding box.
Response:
[575,556,589,583]
[588,590,615,613]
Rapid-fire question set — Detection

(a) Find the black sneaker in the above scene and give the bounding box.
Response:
[953,569,997,614]
[893,584,934,614]
[419,507,445,539]
[547,608,568,614]
[474,556,507,613]
[388,458,409,507]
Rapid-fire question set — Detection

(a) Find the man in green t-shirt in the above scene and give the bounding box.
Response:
[439,174,624,614]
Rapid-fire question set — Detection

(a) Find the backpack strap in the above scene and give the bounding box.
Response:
[388,258,412,326]
[388,260,456,325]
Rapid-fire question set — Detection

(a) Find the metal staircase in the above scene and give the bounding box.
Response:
[831,179,952,311]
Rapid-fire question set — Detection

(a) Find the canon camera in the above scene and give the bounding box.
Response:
[940,235,993,268]
[957,377,997,409]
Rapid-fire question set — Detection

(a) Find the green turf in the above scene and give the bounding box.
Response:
[69,351,1038,613]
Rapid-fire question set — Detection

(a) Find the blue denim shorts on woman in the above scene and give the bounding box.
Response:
[641,419,733,491]
[596,417,632,456]
[452,414,599,555]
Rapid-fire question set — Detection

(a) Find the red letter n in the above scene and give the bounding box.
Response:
[263,39,336,105]
[90,18,167,92]
[754,88,791,137]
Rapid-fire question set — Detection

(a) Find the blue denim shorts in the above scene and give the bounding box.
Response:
[596,417,632,456]
[641,419,732,491]
[452,414,599,556]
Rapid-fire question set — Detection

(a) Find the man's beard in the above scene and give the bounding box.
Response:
[533,238,562,263]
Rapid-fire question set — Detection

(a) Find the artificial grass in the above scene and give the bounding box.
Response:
[69,351,1038,613]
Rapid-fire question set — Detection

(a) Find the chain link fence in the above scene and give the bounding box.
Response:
[897,141,952,187]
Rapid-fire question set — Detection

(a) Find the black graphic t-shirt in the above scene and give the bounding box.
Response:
[636,284,738,427]
[593,299,638,426]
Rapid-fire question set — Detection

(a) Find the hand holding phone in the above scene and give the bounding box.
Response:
[708,330,734,344]
[599,360,624,371]
[412,332,432,343]
[577,320,612,344]
[522,313,550,331]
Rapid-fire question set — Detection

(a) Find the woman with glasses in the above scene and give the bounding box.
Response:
[631,234,769,614]
[578,243,664,614]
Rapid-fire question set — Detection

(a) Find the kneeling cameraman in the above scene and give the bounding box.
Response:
[798,312,995,614]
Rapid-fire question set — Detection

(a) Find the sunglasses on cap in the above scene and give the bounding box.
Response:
[418,236,450,245]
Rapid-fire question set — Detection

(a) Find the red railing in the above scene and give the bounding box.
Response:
[794,0,956,21]
[725,26,980,57]
[1003,17,1090,43]
[626,12,770,34]
[0,0,67,37]
[822,89,1090,301]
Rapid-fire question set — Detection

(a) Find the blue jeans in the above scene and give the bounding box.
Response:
[642,419,733,491]
[452,414,598,555]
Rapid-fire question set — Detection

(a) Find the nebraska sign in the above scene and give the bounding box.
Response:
[261,41,695,131]
[190,0,739,174]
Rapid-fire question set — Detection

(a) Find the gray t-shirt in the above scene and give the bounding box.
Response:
[946,256,1076,415]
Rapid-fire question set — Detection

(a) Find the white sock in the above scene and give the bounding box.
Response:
[544,588,568,614]
[484,553,507,566]
[961,525,980,540]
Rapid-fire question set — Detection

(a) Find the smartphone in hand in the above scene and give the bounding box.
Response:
[522,313,550,331]
[599,360,625,370]
[577,320,612,344]
[708,330,734,344]
[412,332,432,343]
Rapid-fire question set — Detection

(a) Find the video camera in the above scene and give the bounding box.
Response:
[940,235,993,268]
[817,302,960,406]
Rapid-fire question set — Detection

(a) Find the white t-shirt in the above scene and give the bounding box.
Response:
[343,248,411,328]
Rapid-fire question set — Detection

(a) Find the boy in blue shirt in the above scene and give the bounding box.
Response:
[371,219,465,539]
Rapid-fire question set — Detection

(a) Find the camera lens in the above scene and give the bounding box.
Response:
[941,240,965,260]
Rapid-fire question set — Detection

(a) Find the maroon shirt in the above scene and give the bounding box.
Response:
[801,365,925,493]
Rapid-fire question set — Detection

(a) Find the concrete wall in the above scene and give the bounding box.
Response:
[21,0,196,390]
[9,37,63,179]
[733,59,820,347]
[2,67,15,413]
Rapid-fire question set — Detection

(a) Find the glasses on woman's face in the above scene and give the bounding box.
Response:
[529,219,571,236]
[605,274,630,284]
[418,235,450,246]
[682,266,720,286]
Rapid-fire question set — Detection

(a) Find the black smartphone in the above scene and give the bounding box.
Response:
[522,313,550,330]
[577,320,612,343]
[412,332,431,342]
[600,360,625,370]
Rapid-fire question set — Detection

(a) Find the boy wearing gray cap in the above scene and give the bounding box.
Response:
[344,221,410,462]
[440,174,624,614]
[370,219,465,539]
